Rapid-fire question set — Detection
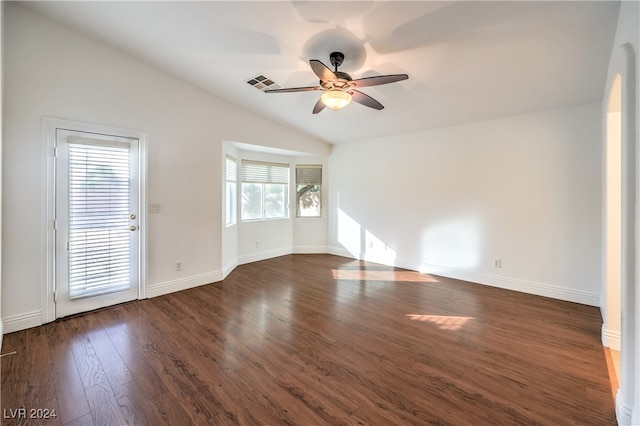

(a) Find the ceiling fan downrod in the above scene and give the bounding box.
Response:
[329,51,345,72]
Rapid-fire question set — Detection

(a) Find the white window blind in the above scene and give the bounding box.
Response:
[68,140,131,299]
[241,160,290,220]
[226,155,237,226]
[241,160,289,184]
[296,164,322,185]
[226,155,237,181]
[296,164,322,217]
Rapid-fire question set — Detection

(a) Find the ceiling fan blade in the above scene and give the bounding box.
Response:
[350,90,384,110]
[310,59,337,82]
[350,74,409,88]
[312,97,326,114]
[264,86,321,93]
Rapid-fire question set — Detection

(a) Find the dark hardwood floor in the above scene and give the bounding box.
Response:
[1,254,616,425]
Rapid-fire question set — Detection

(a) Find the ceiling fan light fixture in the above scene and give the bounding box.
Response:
[265,52,408,114]
[321,90,352,110]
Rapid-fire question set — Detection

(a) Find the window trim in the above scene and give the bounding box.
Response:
[295,164,322,218]
[225,155,237,227]
[240,159,290,222]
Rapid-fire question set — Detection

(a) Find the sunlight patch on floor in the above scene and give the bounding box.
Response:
[406,314,474,331]
[604,347,620,400]
[332,269,439,282]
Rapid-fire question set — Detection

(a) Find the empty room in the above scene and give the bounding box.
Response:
[1,1,639,425]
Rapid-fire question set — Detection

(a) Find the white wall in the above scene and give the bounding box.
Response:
[2,3,329,332]
[329,103,602,306]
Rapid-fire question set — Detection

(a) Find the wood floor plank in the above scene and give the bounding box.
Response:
[62,413,95,426]
[1,385,29,426]
[1,330,27,390]
[1,254,617,425]
[146,389,195,425]
[85,329,133,389]
[112,379,165,426]
[23,325,57,406]
[68,332,107,390]
[107,330,167,398]
[47,321,91,426]
[84,381,128,426]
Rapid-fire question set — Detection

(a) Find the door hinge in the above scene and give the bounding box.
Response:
[53,146,58,158]
[53,291,58,303]
[53,219,58,231]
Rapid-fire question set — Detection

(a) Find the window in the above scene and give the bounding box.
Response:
[241,160,289,221]
[296,164,322,217]
[225,155,237,226]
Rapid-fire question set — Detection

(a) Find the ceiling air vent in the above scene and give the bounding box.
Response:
[247,74,281,92]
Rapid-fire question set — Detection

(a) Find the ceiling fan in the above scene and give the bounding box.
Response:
[265,51,408,114]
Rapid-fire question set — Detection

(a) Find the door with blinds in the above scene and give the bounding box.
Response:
[55,129,140,318]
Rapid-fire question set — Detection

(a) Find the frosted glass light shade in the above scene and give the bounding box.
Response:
[321,90,352,110]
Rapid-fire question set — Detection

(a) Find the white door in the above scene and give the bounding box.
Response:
[55,129,140,318]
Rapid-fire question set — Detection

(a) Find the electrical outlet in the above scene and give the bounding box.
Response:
[175,260,182,271]
[150,203,162,213]
[256,240,261,248]
[494,258,502,268]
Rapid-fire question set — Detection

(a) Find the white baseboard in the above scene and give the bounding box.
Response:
[602,326,621,350]
[229,247,326,275]
[327,246,600,306]
[292,245,329,254]
[222,259,238,280]
[146,271,223,299]
[417,263,600,307]
[0,319,3,348]
[327,246,357,259]
[225,247,330,277]
[616,391,634,426]
[2,310,42,334]
[238,247,292,265]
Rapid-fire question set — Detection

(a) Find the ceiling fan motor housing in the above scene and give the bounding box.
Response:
[329,51,345,69]
[321,70,353,90]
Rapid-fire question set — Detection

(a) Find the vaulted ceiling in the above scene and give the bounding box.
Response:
[22,1,621,144]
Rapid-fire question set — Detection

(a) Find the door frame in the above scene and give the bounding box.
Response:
[42,117,147,323]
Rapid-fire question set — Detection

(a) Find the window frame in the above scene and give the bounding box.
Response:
[295,164,322,218]
[240,159,290,222]
[225,155,237,227]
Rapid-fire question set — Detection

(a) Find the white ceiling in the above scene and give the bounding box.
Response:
[22,1,621,145]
